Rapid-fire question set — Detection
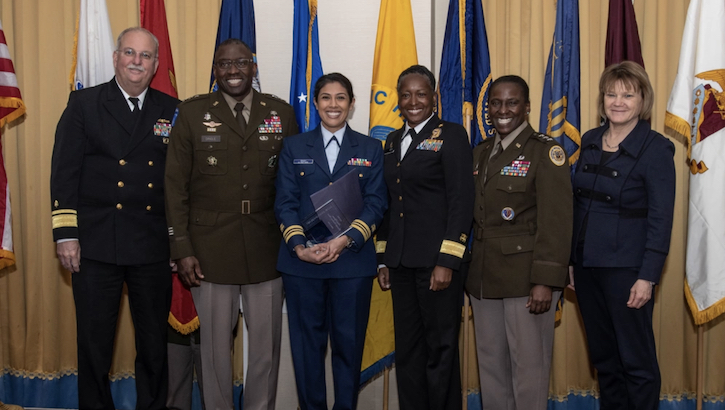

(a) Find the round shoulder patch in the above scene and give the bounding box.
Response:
[548,145,566,166]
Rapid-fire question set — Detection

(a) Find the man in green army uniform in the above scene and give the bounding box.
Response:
[164,38,298,410]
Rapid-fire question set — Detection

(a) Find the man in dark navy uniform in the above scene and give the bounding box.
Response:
[51,27,179,410]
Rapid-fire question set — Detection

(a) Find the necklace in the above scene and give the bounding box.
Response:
[603,130,619,150]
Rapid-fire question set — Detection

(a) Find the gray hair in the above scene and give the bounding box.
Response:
[116,27,159,57]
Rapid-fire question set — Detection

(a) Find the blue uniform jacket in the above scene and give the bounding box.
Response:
[275,125,387,278]
[571,120,675,283]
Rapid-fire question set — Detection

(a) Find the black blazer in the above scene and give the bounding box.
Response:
[377,117,474,271]
[51,79,180,265]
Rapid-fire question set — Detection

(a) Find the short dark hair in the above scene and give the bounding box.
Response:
[396,65,436,93]
[314,72,354,101]
[489,75,530,103]
[598,61,654,120]
[214,38,253,60]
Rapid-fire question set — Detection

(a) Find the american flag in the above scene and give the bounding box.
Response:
[0,19,25,269]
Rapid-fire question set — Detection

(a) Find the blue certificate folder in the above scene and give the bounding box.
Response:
[301,169,364,245]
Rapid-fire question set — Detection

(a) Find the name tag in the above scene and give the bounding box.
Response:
[293,159,314,165]
[201,135,221,143]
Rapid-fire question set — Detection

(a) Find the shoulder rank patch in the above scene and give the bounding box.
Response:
[263,93,288,104]
[549,146,566,166]
[535,132,554,142]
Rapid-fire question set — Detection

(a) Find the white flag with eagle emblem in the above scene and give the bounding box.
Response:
[666,0,725,325]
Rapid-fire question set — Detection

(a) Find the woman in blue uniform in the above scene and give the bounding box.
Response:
[570,61,675,410]
[274,72,387,410]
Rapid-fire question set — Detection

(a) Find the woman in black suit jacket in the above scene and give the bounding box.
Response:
[376,65,473,410]
[570,61,675,410]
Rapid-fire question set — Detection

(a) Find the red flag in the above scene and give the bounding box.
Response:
[140,0,178,98]
[605,0,645,67]
[0,20,24,270]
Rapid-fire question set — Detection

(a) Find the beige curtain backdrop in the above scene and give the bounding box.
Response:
[0,0,721,404]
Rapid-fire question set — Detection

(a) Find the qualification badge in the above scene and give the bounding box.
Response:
[203,112,211,121]
[549,146,566,166]
[501,207,515,221]
[431,128,442,138]
[207,156,218,167]
[203,120,222,132]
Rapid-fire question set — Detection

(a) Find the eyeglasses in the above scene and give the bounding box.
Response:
[214,59,254,70]
[118,48,156,61]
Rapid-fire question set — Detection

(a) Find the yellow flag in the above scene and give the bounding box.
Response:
[361,0,417,383]
[368,0,418,141]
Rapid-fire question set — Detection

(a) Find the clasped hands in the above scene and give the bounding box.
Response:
[294,235,349,265]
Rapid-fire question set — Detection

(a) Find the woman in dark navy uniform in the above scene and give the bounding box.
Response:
[570,61,675,410]
[275,73,387,410]
[376,65,473,410]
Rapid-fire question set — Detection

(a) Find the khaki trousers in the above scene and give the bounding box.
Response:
[470,291,560,410]
[191,278,283,410]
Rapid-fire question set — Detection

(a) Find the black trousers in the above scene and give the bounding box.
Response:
[389,265,463,410]
[72,258,171,410]
[574,260,660,410]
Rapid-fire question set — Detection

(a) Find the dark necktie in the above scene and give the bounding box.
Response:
[489,140,503,163]
[129,97,140,120]
[485,141,503,181]
[235,102,247,134]
[326,135,340,172]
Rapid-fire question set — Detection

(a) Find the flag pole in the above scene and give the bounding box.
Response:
[696,325,703,410]
[462,293,470,410]
[461,111,473,409]
[383,367,389,410]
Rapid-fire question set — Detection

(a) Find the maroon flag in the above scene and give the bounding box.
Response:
[140,0,178,98]
[605,0,644,67]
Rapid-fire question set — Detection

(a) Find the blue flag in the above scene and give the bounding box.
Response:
[437,0,493,148]
[210,0,261,92]
[539,0,581,166]
[290,0,323,133]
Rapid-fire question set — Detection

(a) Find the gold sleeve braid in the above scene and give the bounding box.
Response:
[282,224,305,244]
[51,209,78,229]
[351,219,372,242]
[375,240,387,254]
[440,240,466,258]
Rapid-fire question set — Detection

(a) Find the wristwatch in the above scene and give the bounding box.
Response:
[345,235,354,249]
